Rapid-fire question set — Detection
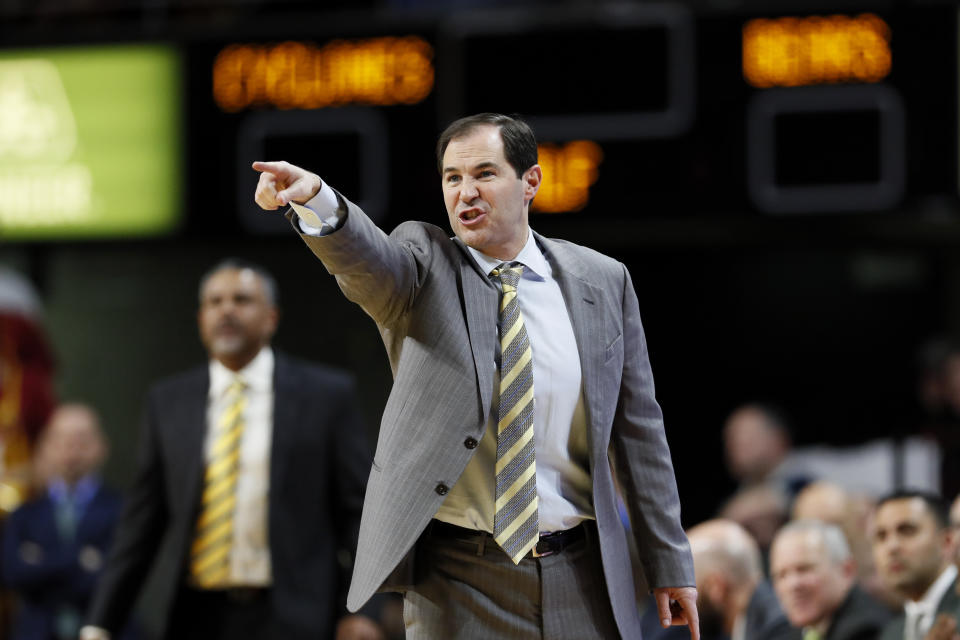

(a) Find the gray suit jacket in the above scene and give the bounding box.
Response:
[296,193,695,638]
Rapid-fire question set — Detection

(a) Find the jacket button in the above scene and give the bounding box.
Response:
[464,437,478,449]
[435,484,449,496]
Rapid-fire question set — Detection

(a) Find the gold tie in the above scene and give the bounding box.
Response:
[492,262,539,564]
[190,376,246,588]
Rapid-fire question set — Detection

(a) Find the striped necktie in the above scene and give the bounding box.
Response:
[492,262,539,563]
[190,375,246,588]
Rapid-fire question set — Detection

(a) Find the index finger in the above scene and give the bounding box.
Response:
[680,594,700,640]
[252,160,283,175]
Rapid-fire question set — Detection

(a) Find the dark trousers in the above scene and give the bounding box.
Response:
[165,587,294,640]
[403,520,621,639]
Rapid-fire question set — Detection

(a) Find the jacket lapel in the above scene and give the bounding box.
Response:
[172,368,210,512]
[535,233,607,461]
[454,239,499,422]
[270,355,298,501]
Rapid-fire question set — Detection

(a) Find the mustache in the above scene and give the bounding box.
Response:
[213,319,242,332]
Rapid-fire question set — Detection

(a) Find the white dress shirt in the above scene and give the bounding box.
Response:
[903,564,958,640]
[205,346,274,585]
[291,188,594,533]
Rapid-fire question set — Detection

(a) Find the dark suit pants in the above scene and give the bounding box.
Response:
[403,521,621,639]
[165,586,308,640]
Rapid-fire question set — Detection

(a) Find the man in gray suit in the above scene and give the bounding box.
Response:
[253,113,698,639]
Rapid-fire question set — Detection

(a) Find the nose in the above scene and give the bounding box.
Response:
[459,177,479,202]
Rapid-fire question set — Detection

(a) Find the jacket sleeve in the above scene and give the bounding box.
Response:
[610,264,695,589]
[289,191,433,327]
[85,392,170,632]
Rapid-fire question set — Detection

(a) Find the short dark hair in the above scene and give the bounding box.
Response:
[198,258,279,307]
[876,490,949,529]
[436,113,538,178]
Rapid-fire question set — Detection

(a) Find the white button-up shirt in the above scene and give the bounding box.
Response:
[205,346,274,585]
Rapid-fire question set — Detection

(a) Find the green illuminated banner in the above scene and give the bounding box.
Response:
[0,45,180,239]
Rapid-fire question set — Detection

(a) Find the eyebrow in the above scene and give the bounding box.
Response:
[443,161,501,175]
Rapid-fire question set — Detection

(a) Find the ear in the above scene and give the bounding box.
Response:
[703,574,727,604]
[841,557,857,582]
[264,306,280,339]
[522,164,542,204]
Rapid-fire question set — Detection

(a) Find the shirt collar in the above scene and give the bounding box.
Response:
[906,564,958,615]
[47,475,100,507]
[209,347,274,398]
[466,227,549,281]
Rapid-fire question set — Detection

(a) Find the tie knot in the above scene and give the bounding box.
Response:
[227,376,246,394]
[493,262,524,288]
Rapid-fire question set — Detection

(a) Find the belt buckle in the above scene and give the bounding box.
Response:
[531,539,554,558]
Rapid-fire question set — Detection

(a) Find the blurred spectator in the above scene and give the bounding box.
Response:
[771,520,891,640]
[0,267,56,515]
[690,519,793,640]
[872,492,958,640]
[720,484,790,568]
[724,404,800,490]
[81,259,381,640]
[951,495,960,566]
[792,482,895,609]
[916,339,960,502]
[1,404,126,640]
[914,338,952,421]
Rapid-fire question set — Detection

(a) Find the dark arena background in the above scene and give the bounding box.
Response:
[1,0,959,633]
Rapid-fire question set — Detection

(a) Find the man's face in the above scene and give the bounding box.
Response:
[198,268,277,370]
[872,497,950,601]
[441,125,541,260]
[771,530,852,629]
[42,406,106,485]
[722,408,786,483]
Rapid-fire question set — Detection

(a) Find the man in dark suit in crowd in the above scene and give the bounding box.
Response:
[692,519,794,640]
[771,519,891,640]
[873,492,959,640]
[642,518,793,640]
[80,259,382,640]
[252,113,698,639]
[2,404,125,640]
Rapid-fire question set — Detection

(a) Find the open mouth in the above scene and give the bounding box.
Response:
[459,208,485,224]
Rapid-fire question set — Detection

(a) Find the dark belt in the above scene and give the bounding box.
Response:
[427,520,585,558]
[187,586,270,603]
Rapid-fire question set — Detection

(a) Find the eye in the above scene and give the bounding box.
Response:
[446,174,461,184]
[480,170,495,178]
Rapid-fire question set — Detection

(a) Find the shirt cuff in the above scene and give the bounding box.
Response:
[289,180,342,236]
[79,626,111,640]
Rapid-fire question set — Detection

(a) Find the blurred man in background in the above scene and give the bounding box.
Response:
[872,492,958,640]
[720,484,789,570]
[791,482,893,609]
[0,266,57,515]
[723,403,804,493]
[771,520,891,640]
[689,519,793,640]
[81,259,381,640]
[1,404,124,640]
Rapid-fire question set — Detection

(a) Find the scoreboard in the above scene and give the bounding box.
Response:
[1,2,957,240]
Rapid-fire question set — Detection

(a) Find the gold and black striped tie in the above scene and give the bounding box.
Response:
[492,262,539,563]
[190,376,246,588]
